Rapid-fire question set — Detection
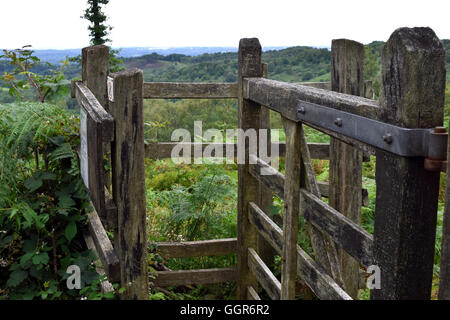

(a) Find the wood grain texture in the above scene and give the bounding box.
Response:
[109,68,148,300]
[154,268,237,287]
[248,202,351,300]
[156,238,237,259]
[82,45,109,111]
[372,27,446,300]
[249,156,372,267]
[301,189,373,267]
[86,203,120,283]
[83,231,115,293]
[247,286,261,300]
[236,38,263,299]
[298,127,345,291]
[74,81,113,223]
[243,78,380,122]
[81,45,111,190]
[74,81,114,143]
[248,247,281,300]
[280,119,302,299]
[329,39,364,298]
[143,82,238,99]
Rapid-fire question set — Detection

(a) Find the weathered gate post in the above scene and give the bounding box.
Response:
[372,27,446,299]
[237,38,263,299]
[109,68,149,299]
[329,39,364,298]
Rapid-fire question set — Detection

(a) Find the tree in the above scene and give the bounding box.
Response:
[80,0,124,72]
[83,0,111,46]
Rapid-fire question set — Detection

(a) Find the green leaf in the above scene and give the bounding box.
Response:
[32,252,49,265]
[24,177,43,192]
[65,221,77,242]
[58,194,76,209]
[6,269,28,287]
[20,252,35,266]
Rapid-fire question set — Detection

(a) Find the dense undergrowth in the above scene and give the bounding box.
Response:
[0,102,115,300]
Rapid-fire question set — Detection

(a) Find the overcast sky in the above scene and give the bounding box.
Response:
[1,0,449,49]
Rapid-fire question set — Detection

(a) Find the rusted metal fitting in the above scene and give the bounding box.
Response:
[424,126,448,172]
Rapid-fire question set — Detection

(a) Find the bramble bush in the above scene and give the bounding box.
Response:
[0,102,113,299]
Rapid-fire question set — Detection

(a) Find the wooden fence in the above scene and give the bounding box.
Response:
[73,26,450,300]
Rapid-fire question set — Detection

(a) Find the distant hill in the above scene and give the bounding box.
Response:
[125,46,333,83]
[13,46,288,64]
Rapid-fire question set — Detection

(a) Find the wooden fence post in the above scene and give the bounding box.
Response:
[439,123,450,299]
[82,45,109,110]
[109,68,148,300]
[372,27,446,299]
[329,39,364,298]
[81,45,111,221]
[237,38,263,299]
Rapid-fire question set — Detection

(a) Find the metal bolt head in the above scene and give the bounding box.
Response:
[334,118,342,127]
[383,133,393,144]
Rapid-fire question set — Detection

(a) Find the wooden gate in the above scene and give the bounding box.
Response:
[75,26,449,300]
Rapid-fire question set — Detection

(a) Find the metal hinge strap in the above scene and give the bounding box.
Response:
[296,100,447,160]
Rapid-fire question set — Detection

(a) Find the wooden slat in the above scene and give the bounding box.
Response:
[247,286,261,300]
[73,81,114,143]
[144,142,329,160]
[156,238,237,259]
[83,231,115,293]
[299,125,345,290]
[143,82,238,99]
[248,247,281,300]
[301,189,373,267]
[280,118,302,299]
[329,39,365,299]
[86,203,120,283]
[243,77,380,122]
[153,268,237,287]
[249,156,373,267]
[248,202,351,300]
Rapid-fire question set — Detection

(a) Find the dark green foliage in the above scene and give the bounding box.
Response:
[83,0,111,46]
[0,102,115,300]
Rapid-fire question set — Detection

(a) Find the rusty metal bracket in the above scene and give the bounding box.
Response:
[296,100,448,169]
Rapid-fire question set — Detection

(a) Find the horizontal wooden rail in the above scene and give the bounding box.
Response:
[142,80,372,100]
[300,189,373,267]
[248,202,351,300]
[248,247,281,300]
[156,238,237,259]
[86,202,120,282]
[143,82,238,99]
[249,155,373,267]
[145,142,329,160]
[243,78,380,122]
[153,268,237,287]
